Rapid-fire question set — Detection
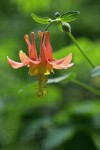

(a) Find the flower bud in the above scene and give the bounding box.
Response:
[62,22,71,32]
[54,12,61,18]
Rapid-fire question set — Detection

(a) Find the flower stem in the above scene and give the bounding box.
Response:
[71,79,100,95]
[42,20,55,43]
[67,32,95,68]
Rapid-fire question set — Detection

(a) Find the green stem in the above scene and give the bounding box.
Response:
[67,32,95,68]
[42,20,55,43]
[72,79,100,95]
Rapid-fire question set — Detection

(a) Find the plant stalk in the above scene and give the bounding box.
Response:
[72,79,100,95]
[42,20,56,43]
[67,32,95,68]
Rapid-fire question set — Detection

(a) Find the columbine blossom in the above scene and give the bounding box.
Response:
[7,31,73,96]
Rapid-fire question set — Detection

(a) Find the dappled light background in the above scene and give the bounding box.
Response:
[0,0,100,150]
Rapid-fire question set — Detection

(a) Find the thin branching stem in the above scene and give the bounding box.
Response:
[42,20,56,43]
[67,32,95,68]
[72,79,100,95]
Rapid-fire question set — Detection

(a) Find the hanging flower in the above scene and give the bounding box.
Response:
[7,31,73,96]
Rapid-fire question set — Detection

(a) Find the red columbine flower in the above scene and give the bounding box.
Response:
[7,31,73,96]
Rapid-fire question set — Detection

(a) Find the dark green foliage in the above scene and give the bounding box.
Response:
[0,0,100,150]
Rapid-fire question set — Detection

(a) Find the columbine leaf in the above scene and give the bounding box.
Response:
[43,127,75,150]
[57,21,63,32]
[31,13,52,24]
[61,11,80,22]
[91,66,100,77]
[47,73,76,84]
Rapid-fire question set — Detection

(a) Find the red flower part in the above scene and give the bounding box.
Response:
[7,31,73,96]
[7,31,73,76]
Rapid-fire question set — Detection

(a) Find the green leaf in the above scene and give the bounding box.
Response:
[31,13,52,24]
[68,100,100,115]
[43,127,75,150]
[21,118,52,141]
[57,21,63,32]
[61,11,80,22]
[91,66,100,77]
[47,73,76,84]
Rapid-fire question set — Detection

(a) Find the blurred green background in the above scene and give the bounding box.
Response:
[0,0,100,150]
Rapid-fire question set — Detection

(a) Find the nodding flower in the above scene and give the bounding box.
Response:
[7,31,73,96]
